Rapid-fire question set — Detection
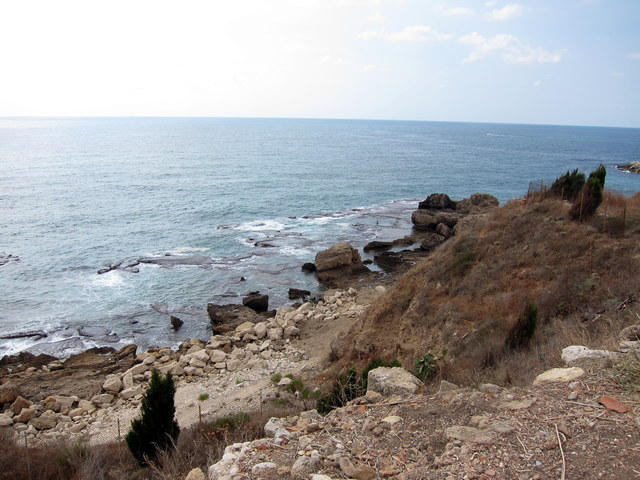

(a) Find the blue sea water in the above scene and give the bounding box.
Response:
[1,117,639,357]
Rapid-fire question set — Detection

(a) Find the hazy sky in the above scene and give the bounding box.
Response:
[1,0,639,127]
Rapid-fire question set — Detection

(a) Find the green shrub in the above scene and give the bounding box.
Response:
[126,370,180,467]
[414,351,446,382]
[570,164,606,220]
[316,358,401,414]
[504,302,538,351]
[549,169,585,201]
[449,234,477,276]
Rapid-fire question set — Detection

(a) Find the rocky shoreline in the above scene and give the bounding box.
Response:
[0,193,500,446]
[616,161,640,174]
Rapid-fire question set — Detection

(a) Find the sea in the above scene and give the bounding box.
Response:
[1,117,638,358]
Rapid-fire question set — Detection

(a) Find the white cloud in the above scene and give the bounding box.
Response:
[533,80,542,87]
[626,52,640,60]
[446,7,474,16]
[363,64,389,72]
[459,32,564,64]
[486,3,524,21]
[365,12,387,22]
[291,0,404,7]
[359,25,454,42]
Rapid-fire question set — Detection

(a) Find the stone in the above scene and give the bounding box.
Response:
[10,395,32,414]
[374,285,387,295]
[14,407,36,424]
[284,326,300,338]
[411,210,459,232]
[382,415,402,424]
[291,451,321,480]
[243,293,269,313]
[338,456,376,480]
[103,376,123,393]
[455,193,499,214]
[561,345,612,365]
[418,193,457,210]
[268,327,284,341]
[367,367,422,397]
[126,363,149,376]
[420,232,446,251]
[0,413,13,427]
[226,359,242,371]
[479,383,502,394]
[252,462,278,474]
[190,349,210,364]
[314,242,370,283]
[264,417,290,439]
[500,398,536,410]
[120,385,143,399]
[69,407,86,419]
[91,394,114,406]
[170,315,184,331]
[122,372,135,390]
[78,399,95,412]
[209,350,227,363]
[445,426,496,444]
[184,467,206,480]
[533,367,585,386]
[253,322,268,339]
[29,410,58,430]
[439,380,459,392]
[599,396,629,413]
[289,288,311,300]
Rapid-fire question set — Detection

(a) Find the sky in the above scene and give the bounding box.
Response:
[0,0,639,127]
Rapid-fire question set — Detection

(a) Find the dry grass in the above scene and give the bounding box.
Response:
[339,193,640,387]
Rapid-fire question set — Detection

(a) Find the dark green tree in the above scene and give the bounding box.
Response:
[126,370,180,466]
[548,168,585,201]
[570,164,606,220]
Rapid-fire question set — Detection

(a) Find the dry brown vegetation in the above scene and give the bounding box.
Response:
[339,192,640,386]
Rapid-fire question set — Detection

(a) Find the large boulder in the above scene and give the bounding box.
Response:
[455,193,499,214]
[418,193,456,210]
[314,242,369,283]
[242,293,269,313]
[207,304,263,334]
[366,367,422,397]
[411,210,460,232]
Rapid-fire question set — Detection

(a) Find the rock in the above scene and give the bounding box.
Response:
[252,462,277,474]
[207,304,264,334]
[0,330,48,340]
[264,417,290,439]
[91,394,114,406]
[103,376,123,393]
[374,251,404,271]
[301,262,316,273]
[338,456,377,480]
[479,383,502,394]
[291,451,321,479]
[620,324,640,341]
[367,367,422,397]
[438,380,459,392]
[561,345,613,365]
[122,372,135,390]
[138,254,214,267]
[533,367,585,386]
[184,467,206,480]
[411,210,460,232]
[455,193,499,214]
[419,232,446,251]
[226,359,242,372]
[243,293,269,313]
[616,161,640,174]
[69,407,86,419]
[445,425,496,444]
[500,398,536,410]
[418,193,457,210]
[29,410,58,430]
[599,395,629,413]
[235,321,255,334]
[15,408,36,424]
[284,326,300,339]
[170,316,184,331]
[120,385,143,399]
[0,413,13,427]
[314,242,370,283]
[268,327,284,341]
[209,350,227,363]
[10,395,32,414]
[374,285,387,295]
[0,387,20,406]
[289,288,311,300]
[254,322,267,339]
[363,240,394,252]
[126,363,148,376]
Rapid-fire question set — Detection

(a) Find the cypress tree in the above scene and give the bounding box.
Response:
[570,164,606,220]
[126,370,180,466]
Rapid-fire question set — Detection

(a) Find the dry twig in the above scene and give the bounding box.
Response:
[555,424,566,480]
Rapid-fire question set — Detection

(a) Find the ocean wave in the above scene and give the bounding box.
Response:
[233,219,292,231]
[90,270,128,287]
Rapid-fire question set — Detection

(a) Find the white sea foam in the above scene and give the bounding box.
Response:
[91,271,127,287]
[170,246,210,254]
[234,219,291,231]
[279,245,314,257]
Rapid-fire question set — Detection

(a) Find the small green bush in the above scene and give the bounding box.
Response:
[126,370,180,467]
[414,351,446,382]
[198,393,209,402]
